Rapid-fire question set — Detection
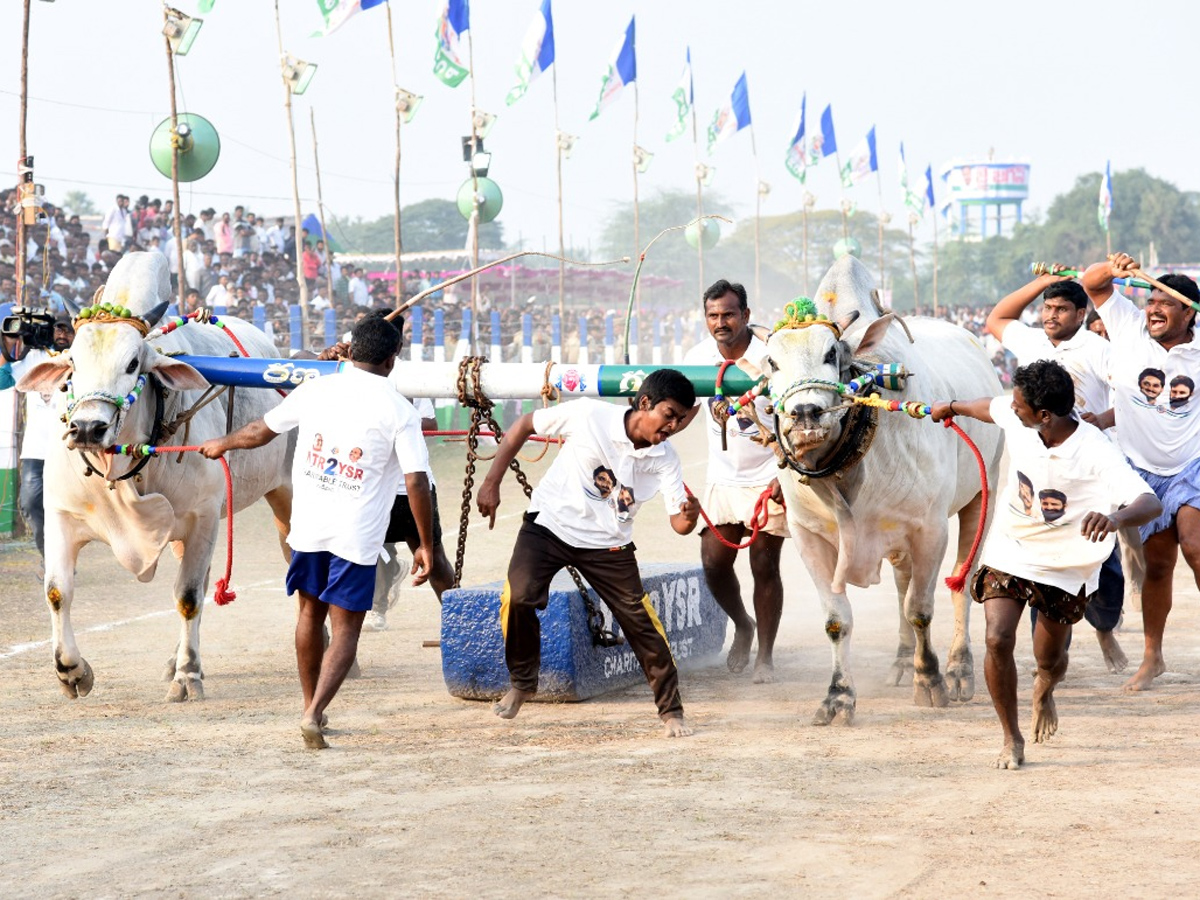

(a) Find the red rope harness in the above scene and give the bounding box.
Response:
[106,444,238,606]
[941,417,990,594]
[685,482,777,550]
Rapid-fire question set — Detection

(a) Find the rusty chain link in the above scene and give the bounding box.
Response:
[451,356,623,647]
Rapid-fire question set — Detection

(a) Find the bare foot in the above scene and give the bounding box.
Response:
[751,660,776,684]
[992,740,1024,770]
[727,619,755,674]
[1031,675,1058,743]
[1123,655,1166,692]
[1096,629,1128,674]
[662,715,694,738]
[300,718,328,750]
[493,688,535,720]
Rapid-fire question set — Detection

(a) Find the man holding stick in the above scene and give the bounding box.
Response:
[1082,253,1200,691]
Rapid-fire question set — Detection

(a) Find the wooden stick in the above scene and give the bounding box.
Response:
[1125,264,1200,314]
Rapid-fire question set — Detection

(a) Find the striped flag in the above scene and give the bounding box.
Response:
[433,0,470,88]
[707,71,751,154]
[1099,160,1113,232]
[899,142,924,218]
[665,47,693,142]
[505,0,555,106]
[589,17,636,121]
[784,93,809,183]
[840,126,877,188]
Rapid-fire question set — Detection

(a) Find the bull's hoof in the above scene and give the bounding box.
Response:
[885,655,914,687]
[945,659,976,702]
[57,659,94,699]
[812,684,856,726]
[166,675,205,702]
[913,673,949,708]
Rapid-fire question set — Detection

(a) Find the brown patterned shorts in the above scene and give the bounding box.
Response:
[970,564,1091,626]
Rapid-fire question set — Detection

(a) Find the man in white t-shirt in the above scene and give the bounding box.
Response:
[931,360,1159,770]
[682,279,787,682]
[985,273,1129,671]
[1083,253,1200,692]
[476,369,701,738]
[200,316,433,750]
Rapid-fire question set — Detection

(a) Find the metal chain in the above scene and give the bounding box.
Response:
[451,356,622,646]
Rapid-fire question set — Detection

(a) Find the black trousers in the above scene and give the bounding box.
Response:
[501,513,683,719]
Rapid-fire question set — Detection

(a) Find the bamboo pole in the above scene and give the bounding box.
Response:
[834,150,849,239]
[309,108,335,311]
[385,3,403,304]
[750,122,762,303]
[15,0,30,308]
[274,0,310,349]
[907,216,920,310]
[552,61,565,321]
[467,29,479,352]
[163,11,185,311]
[632,79,641,325]
[931,210,940,316]
[691,89,704,294]
[875,169,886,287]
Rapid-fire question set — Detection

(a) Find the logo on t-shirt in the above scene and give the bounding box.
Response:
[1135,367,1195,416]
[584,463,639,522]
[304,435,366,494]
[1013,470,1069,527]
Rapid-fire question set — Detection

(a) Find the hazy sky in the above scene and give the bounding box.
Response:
[2,0,1197,253]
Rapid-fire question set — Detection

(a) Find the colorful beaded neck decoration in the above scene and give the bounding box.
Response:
[64,373,148,419]
[772,297,842,338]
[73,301,152,337]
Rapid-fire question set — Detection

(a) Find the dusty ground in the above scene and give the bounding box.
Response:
[4,430,1200,899]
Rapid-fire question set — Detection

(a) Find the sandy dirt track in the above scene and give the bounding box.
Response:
[4,432,1200,899]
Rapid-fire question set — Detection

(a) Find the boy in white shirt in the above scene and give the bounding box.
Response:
[200,317,434,749]
[476,369,701,737]
[932,360,1159,770]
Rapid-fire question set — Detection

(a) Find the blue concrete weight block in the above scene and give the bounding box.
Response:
[441,563,728,702]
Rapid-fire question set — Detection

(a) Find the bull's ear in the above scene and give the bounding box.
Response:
[853,313,895,358]
[146,354,209,391]
[748,323,771,344]
[16,354,72,393]
[836,309,860,335]
[142,300,169,328]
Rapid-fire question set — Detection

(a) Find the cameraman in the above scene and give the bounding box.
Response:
[1,312,75,565]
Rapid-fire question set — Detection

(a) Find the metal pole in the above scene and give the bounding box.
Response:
[163,12,186,310]
[310,108,335,310]
[274,0,310,348]
[385,3,403,304]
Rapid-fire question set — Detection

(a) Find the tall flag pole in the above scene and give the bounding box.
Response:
[589,17,638,314]
[923,164,939,315]
[383,3,409,301]
[667,47,703,293]
[785,93,817,295]
[1099,159,1113,257]
[899,142,922,309]
[707,71,754,296]
[506,0,559,317]
[840,125,878,268]
[816,104,846,239]
[274,0,310,346]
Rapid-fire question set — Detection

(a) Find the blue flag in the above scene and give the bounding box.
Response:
[924,164,936,211]
[812,104,836,160]
[1099,160,1113,232]
[706,71,751,153]
[589,17,636,120]
[840,126,877,188]
[784,93,808,183]
[505,0,554,106]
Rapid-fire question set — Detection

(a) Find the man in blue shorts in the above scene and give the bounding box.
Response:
[200,316,434,748]
[1083,253,1200,691]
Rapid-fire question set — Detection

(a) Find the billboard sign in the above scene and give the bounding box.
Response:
[940,161,1030,203]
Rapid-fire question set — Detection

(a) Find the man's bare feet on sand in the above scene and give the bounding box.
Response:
[751,660,775,684]
[992,740,1025,770]
[1123,655,1166,692]
[493,688,535,719]
[727,620,755,673]
[662,715,694,738]
[1031,675,1059,743]
[1096,629,1128,674]
[300,717,329,750]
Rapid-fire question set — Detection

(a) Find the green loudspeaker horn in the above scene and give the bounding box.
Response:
[456,177,503,224]
[149,113,221,182]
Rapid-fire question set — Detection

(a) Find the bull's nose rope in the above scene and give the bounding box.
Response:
[106,443,238,606]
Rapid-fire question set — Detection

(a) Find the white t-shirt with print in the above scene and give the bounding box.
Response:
[999,320,1111,417]
[1097,290,1200,475]
[263,366,431,565]
[528,398,688,550]
[683,335,778,487]
[980,396,1152,594]
[383,376,437,497]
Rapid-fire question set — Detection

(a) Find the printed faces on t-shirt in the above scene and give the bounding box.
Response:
[584,461,639,524]
[303,432,367,495]
[1011,469,1069,527]
[1133,365,1195,417]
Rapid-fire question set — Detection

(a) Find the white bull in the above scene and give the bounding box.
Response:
[759,256,1003,725]
[18,252,292,701]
